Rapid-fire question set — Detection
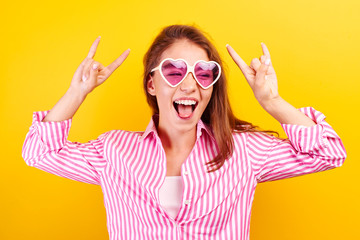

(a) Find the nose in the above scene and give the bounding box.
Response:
[180,72,197,92]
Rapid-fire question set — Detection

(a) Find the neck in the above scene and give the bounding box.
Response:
[157,121,197,154]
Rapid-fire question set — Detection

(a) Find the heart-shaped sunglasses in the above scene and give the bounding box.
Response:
[151,58,221,89]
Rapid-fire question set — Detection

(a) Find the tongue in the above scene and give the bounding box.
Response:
[177,104,193,118]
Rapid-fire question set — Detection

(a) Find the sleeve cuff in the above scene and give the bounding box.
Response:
[280,107,339,153]
[31,111,72,151]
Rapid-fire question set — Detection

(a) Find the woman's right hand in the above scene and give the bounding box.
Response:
[42,37,130,122]
[69,36,130,97]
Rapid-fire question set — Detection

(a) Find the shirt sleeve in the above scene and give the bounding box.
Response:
[247,107,347,183]
[22,111,109,185]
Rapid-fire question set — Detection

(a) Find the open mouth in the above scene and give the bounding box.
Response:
[173,99,198,119]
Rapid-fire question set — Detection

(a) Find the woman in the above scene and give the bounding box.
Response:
[22,25,346,239]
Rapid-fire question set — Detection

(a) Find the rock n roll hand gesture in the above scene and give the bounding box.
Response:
[70,36,130,97]
[226,43,316,127]
[43,37,130,122]
[226,43,279,107]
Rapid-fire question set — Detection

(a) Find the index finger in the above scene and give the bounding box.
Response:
[261,42,271,58]
[226,44,252,74]
[87,36,101,58]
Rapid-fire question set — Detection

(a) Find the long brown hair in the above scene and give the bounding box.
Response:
[143,24,278,172]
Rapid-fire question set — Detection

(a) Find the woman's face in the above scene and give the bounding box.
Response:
[147,39,213,133]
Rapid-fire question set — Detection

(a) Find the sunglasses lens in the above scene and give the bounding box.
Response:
[194,62,220,88]
[161,59,187,86]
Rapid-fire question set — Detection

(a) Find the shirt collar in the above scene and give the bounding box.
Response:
[138,115,159,141]
[138,115,215,142]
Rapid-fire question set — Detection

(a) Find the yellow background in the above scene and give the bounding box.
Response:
[2,0,359,239]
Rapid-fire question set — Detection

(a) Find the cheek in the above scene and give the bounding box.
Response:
[153,78,176,105]
[201,88,213,105]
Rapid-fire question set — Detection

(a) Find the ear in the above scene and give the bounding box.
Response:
[147,74,156,96]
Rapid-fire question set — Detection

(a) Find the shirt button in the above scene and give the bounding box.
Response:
[184,200,191,205]
[184,171,189,175]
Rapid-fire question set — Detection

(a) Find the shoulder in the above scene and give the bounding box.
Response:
[232,130,280,148]
[102,129,144,148]
[106,129,143,141]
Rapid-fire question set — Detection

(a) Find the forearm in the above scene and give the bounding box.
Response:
[260,96,316,127]
[43,87,86,122]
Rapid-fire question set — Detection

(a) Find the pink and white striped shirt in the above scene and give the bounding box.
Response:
[22,107,346,240]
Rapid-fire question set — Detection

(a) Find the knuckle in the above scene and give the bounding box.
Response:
[84,59,94,70]
[91,62,99,71]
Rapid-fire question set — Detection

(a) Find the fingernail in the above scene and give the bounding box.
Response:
[226,44,229,47]
[82,74,87,81]
[92,63,98,70]
[265,58,271,65]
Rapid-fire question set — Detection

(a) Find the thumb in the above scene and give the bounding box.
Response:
[256,57,271,84]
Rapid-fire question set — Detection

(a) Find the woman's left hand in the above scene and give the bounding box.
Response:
[226,43,279,106]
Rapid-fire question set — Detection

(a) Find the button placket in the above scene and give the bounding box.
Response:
[182,168,191,207]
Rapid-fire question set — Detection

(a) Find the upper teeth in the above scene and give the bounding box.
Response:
[175,100,197,105]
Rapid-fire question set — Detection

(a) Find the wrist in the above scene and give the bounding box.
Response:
[66,87,87,102]
[259,96,284,113]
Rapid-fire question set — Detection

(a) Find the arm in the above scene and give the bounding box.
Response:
[227,43,346,181]
[22,37,130,183]
[22,111,110,184]
[246,107,346,182]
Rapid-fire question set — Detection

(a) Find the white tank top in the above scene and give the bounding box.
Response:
[159,176,184,219]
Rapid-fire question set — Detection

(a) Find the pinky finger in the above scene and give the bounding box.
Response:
[106,49,131,76]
